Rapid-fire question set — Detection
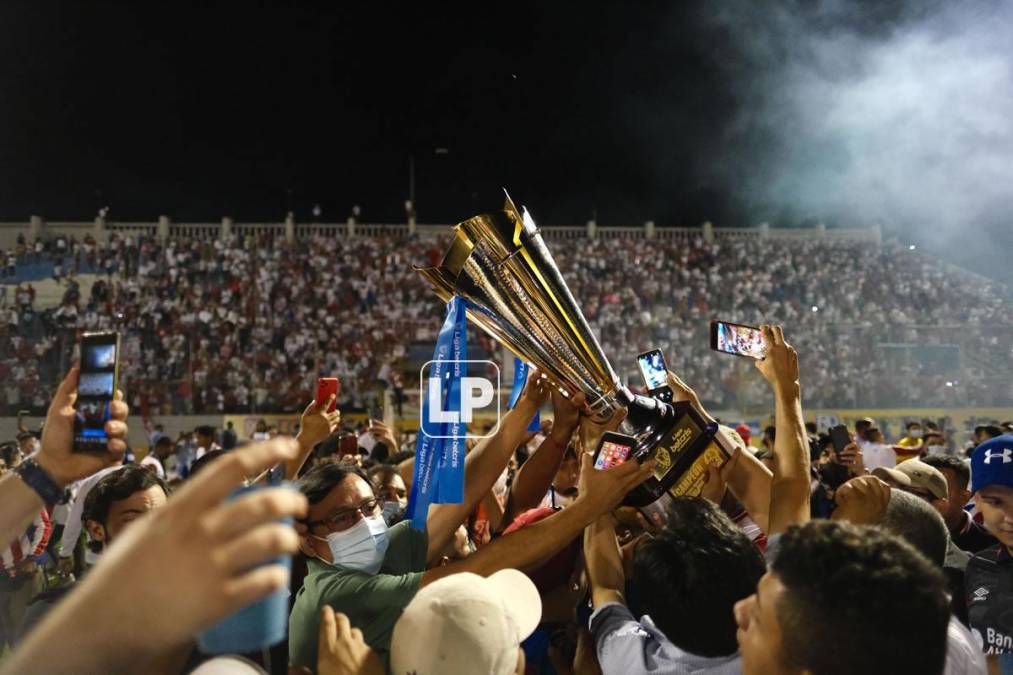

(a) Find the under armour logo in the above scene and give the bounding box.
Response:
[984,449,1013,464]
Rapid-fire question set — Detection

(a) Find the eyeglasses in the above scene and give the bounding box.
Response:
[307,497,384,532]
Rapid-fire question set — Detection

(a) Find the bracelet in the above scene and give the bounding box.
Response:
[14,457,64,505]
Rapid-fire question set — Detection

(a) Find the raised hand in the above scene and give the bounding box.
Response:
[35,368,130,488]
[4,437,310,675]
[297,395,341,451]
[574,445,655,519]
[666,370,716,423]
[753,325,800,396]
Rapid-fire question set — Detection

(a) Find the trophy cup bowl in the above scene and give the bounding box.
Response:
[416,193,727,506]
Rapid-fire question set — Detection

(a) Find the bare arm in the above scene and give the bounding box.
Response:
[668,372,774,532]
[2,369,129,547]
[755,325,810,535]
[424,372,550,561]
[285,395,340,480]
[502,390,584,526]
[583,514,625,608]
[423,449,654,586]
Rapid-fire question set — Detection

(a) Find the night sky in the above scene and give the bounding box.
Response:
[1,0,1010,287]
[0,2,763,226]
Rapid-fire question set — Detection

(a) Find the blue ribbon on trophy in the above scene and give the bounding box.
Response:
[508,357,541,432]
[407,296,467,530]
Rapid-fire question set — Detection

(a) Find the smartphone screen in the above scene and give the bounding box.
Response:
[710,321,766,359]
[316,377,339,413]
[594,433,636,470]
[637,349,669,391]
[74,332,119,452]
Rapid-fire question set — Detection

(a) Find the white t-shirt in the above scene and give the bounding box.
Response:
[862,443,897,471]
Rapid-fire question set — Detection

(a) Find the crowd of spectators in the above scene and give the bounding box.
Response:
[2,323,1008,675]
[2,229,1011,418]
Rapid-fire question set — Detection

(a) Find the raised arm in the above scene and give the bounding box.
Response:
[1,369,129,547]
[754,325,809,535]
[424,369,550,561]
[284,394,341,480]
[2,438,308,675]
[584,513,626,608]
[502,389,584,526]
[667,371,774,532]
[422,447,654,586]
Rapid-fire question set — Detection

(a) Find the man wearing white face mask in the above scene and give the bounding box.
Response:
[288,377,656,672]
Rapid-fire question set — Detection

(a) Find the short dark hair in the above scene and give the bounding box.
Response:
[906,420,922,429]
[297,461,371,506]
[367,464,400,487]
[83,466,168,552]
[188,449,227,479]
[975,424,1002,439]
[804,422,817,435]
[763,426,776,441]
[772,520,949,675]
[855,418,874,433]
[155,436,173,448]
[880,489,949,567]
[195,425,215,437]
[921,454,970,491]
[632,497,765,657]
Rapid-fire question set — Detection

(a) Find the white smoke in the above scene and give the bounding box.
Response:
[701,0,1013,273]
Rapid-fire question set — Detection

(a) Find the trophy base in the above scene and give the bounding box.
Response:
[616,392,727,507]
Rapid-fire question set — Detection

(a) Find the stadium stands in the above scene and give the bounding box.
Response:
[1,221,1010,417]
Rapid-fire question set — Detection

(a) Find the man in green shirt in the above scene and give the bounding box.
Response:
[288,382,655,671]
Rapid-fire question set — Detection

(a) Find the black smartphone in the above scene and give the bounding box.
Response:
[636,349,673,403]
[593,431,639,470]
[709,320,766,359]
[73,332,120,453]
[829,424,851,458]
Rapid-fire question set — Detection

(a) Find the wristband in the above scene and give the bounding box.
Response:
[14,457,64,505]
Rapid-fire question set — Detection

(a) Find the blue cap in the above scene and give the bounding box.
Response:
[971,435,1013,494]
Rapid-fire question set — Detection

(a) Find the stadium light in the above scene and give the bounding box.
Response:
[909,244,917,250]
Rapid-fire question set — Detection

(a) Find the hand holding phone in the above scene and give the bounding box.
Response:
[829,424,851,458]
[636,349,673,403]
[710,320,766,359]
[593,431,639,470]
[316,377,339,413]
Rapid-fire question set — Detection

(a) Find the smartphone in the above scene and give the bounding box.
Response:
[316,377,339,413]
[710,320,766,359]
[829,424,851,458]
[593,431,638,470]
[339,433,359,456]
[636,349,673,403]
[74,332,120,453]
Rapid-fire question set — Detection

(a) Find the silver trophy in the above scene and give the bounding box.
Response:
[417,193,725,505]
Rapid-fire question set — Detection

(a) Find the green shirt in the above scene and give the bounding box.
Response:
[288,521,428,671]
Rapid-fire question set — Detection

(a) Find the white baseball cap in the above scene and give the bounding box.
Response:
[389,569,542,675]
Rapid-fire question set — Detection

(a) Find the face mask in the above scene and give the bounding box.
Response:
[381,500,405,526]
[910,430,923,439]
[312,515,389,574]
[926,444,946,455]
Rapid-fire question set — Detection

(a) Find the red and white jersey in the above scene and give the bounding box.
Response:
[2,509,52,577]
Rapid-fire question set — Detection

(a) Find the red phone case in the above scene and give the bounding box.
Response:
[316,377,339,412]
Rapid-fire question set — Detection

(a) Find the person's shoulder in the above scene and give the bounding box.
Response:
[967,543,1009,579]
